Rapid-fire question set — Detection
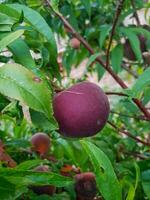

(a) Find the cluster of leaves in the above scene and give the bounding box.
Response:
[0,0,150,199]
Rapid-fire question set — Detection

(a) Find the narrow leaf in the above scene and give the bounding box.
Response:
[0,30,24,52]
[51,0,60,12]
[0,168,73,187]
[142,170,150,199]
[81,0,91,16]
[8,39,36,70]
[99,25,111,48]
[0,176,15,200]
[86,53,100,68]
[121,28,142,61]
[126,163,140,200]
[81,140,122,200]
[132,67,150,97]
[0,12,16,25]
[16,160,46,170]
[111,44,123,73]
[96,63,105,81]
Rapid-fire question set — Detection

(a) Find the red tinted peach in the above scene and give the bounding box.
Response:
[31,132,50,154]
[70,38,81,49]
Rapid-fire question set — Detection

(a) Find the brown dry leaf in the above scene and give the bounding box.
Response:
[0,139,17,168]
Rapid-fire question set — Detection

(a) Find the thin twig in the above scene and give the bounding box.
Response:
[106,92,128,97]
[45,0,150,121]
[131,0,141,26]
[122,63,139,79]
[108,121,150,146]
[124,152,148,160]
[110,111,149,121]
[106,0,125,67]
[21,103,32,123]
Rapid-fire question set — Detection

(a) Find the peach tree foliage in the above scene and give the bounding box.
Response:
[0,0,150,200]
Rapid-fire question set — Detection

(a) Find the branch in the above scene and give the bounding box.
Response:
[110,111,149,121]
[131,0,141,26]
[122,63,139,79]
[45,0,150,121]
[106,91,128,97]
[106,0,125,67]
[124,151,148,160]
[108,121,150,146]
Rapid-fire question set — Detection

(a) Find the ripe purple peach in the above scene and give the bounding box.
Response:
[53,82,110,138]
[75,172,97,200]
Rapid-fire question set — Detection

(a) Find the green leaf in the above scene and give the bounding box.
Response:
[30,109,58,132]
[81,0,91,16]
[57,138,76,163]
[81,140,122,200]
[63,49,76,76]
[86,53,100,68]
[7,4,57,53]
[96,63,105,81]
[0,176,15,200]
[0,12,16,25]
[142,182,150,200]
[8,39,36,70]
[0,24,12,32]
[99,25,111,48]
[111,44,123,73]
[126,163,140,200]
[0,4,59,77]
[0,63,53,120]
[0,30,24,52]
[132,67,150,97]
[0,168,73,187]
[142,170,150,199]
[121,28,142,61]
[129,27,150,41]
[143,87,150,105]
[51,0,60,12]
[16,160,46,170]
[26,0,42,8]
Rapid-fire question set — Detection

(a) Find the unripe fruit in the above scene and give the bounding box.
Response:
[70,38,81,49]
[75,172,97,200]
[53,82,110,138]
[31,132,50,155]
[30,165,56,196]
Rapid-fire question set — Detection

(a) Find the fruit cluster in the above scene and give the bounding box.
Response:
[30,132,97,199]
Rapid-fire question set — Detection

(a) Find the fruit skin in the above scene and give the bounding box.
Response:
[53,82,110,138]
[75,172,97,200]
[30,165,56,196]
[70,38,81,49]
[31,132,50,155]
[124,25,150,61]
